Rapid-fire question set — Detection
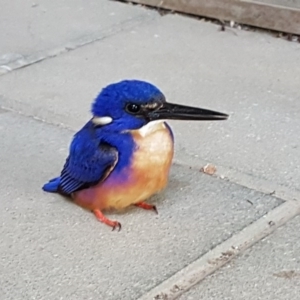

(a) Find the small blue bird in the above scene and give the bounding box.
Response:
[43,80,228,230]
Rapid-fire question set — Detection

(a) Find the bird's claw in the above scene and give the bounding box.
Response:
[135,202,158,214]
[93,209,122,231]
[112,222,122,232]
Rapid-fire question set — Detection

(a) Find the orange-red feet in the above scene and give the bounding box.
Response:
[93,209,121,231]
[135,202,158,214]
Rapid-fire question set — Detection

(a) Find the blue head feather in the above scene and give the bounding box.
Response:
[91,80,164,131]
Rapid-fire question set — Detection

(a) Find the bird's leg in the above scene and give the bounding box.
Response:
[93,209,121,231]
[135,202,158,214]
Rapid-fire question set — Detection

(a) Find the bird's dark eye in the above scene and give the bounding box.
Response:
[126,103,141,114]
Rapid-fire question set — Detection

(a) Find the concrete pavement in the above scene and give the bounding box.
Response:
[0,1,299,299]
[180,215,300,300]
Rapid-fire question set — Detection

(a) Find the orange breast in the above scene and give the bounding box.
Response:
[73,121,174,211]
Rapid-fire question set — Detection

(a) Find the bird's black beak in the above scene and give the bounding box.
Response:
[147,102,228,121]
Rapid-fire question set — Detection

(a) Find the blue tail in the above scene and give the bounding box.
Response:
[42,177,61,193]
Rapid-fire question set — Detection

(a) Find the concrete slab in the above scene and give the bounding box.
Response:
[259,0,300,9]
[0,13,299,197]
[0,0,157,64]
[179,215,300,300]
[0,111,282,300]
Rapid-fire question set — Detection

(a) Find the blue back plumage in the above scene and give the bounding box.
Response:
[43,120,135,195]
[60,121,116,193]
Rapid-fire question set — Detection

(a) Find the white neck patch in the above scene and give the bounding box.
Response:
[92,116,113,125]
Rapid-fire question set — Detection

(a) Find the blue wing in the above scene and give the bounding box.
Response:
[43,121,118,195]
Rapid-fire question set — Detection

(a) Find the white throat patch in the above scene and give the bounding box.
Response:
[138,120,165,137]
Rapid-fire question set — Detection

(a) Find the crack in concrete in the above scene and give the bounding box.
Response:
[138,200,300,300]
[0,13,158,76]
[174,157,300,202]
[0,104,74,130]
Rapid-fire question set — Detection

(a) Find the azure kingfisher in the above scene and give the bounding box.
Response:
[43,80,228,231]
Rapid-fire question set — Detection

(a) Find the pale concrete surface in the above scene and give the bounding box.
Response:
[0,1,299,299]
[0,0,157,64]
[0,12,299,199]
[259,0,300,9]
[179,215,300,300]
[0,111,282,299]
